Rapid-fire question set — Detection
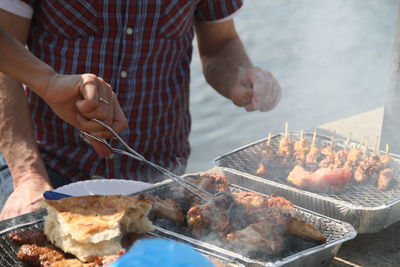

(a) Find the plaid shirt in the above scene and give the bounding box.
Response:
[19,0,242,183]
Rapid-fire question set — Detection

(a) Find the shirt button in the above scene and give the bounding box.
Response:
[126,27,133,35]
[120,71,127,78]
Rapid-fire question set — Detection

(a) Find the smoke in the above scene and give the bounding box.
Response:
[188,0,398,172]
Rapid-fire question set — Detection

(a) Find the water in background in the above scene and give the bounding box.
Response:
[187,0,398,173]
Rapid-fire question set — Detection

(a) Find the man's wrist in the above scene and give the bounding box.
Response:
[27,65,58,98]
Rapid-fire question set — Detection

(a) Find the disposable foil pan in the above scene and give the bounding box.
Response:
[214,132,400,233]
[0,174,356,267]
[0,209,244,267]
[132,176,356,267]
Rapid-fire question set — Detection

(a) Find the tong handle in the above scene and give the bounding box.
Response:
[82,119,213,202]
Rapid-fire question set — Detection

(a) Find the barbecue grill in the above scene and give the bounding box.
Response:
[0,175,356,267]
[214,132,400,233]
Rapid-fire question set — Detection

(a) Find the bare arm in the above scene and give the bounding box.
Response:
[195,19,281,112]
[0,9,52,220]
[195,20,251,104]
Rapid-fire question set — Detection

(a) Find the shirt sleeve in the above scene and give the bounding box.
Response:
[195,0,243,23]
[0,0,33,19]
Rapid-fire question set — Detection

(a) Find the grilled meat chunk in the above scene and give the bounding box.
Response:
[7,229,49,246]
[377,168,393,191]
[287,165,352,193]
[226,221,286,255]
[139,194,185,224]
[17,244,66,267]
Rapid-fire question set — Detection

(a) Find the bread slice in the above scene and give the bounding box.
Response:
[43,195,154,262]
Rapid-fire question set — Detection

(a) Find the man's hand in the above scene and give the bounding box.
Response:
[230,67,282,112]
[0,174,52,221]
[42,73,128,157]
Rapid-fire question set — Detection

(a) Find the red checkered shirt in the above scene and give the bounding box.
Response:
[16,0,243,182]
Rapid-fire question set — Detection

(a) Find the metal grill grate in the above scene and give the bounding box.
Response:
[215,132,400,207]
[0,183,356,267]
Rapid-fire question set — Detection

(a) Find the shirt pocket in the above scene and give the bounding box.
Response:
[158,0,199,39]
[38,0,99,39]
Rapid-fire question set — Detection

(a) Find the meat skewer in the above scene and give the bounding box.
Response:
[305,130,321,170]
[256,133,274,175]
[353,137,369,183]
[334,133,350,168]
[293,130,309,162]
[347,136,364,165]
[377,144,393,191]
[278,122,293,157]
[319,130,336,168]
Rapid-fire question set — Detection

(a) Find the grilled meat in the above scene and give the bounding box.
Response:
[294,138,309,161]
[353,164,368,183]
[8,229,49,246]
[278,136,293,157]
[176,173,231,206]
[17,244,66,267]
[347,147,362,164]
[93,250,125,266]
[186,192,248,237]
[306,145,321,165]
[139,194,184,224]
[226,221,286,255]
[287,165,352,193]
[377,168,393,191]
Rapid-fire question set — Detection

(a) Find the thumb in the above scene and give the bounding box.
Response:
[231,83,253,107]
[77,78,99,114]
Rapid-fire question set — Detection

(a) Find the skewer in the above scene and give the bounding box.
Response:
[363,137,369,156]
[344,132,351,151]
[359,136,366,148]
[311,130,317,147]
[267,133,271,146]
[386,144,389,154]
[330,129,336,147]
[284,122,288,138]
[299,130,304,141]
[374,136,379,154]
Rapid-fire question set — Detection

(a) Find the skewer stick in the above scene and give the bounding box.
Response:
[364,137,369,156]
[386,144,389,154]
[267,133,271,146]
[344,132,351,151]
[359,136,366,148]
[374,136,379,154]
[330,129,336,147]
[312,130,317,146]
[300,130,304,141]
[284,122,288,138]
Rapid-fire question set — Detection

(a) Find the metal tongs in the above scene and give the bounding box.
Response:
[80,118,214,203]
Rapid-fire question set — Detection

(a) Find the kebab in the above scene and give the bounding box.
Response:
[377,144,394,191]
[305,130,321,171]
[278,122,294,157]
[318,130,337,168]
[256,133,274,175]
[293,130,309,162]
[353,137,369,183]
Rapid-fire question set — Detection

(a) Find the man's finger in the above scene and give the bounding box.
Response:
[87,137,113,158]
[111,94,128,133]
[77,81,99,113]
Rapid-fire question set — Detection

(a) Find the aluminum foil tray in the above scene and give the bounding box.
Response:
[214,132,400,233]
[0,175,356,267]
[0,209,243,267]
[130,177,355,267]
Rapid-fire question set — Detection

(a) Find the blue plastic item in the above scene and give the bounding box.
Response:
[43,191,72,200]
[109,238,214,267]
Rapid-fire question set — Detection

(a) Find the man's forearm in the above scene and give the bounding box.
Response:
[0,74,50,187]
[201,36,252,99]
[0,28,57,98]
